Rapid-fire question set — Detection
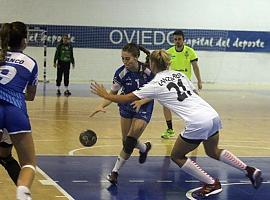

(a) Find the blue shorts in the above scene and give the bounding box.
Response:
[0,101,31,135]
[119,101,154,123]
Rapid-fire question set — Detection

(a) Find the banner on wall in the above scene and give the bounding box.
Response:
[26,24,270,52]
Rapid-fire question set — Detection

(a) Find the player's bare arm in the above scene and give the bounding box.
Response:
[25,85,37,101]
[131,98,152,112]
[91,82,139,103]
[89,90,117,117]
[191,61,202,90]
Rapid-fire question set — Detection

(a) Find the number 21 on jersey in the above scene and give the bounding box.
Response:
[167,79,192,102]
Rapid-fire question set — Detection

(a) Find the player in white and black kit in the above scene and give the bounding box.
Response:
[91,49,263,198]
[0,21,38,200]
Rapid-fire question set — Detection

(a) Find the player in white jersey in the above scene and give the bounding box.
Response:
[91,49,263,198]
[0,21,38,200]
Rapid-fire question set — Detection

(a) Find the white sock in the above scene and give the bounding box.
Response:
[16,186,32,200]
[112,156,126,173]
[181,158,215,184]
[219,149,247,171]
[136,140,146,153]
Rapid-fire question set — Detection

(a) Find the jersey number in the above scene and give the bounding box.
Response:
[0,66,17,84]
[167,79,192,102]
[135,79,140,88]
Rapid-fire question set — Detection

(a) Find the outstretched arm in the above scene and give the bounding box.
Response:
[90,82,139,103]
[89,90,117,117]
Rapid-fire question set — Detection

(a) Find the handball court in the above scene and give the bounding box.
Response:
[0,83,269,200]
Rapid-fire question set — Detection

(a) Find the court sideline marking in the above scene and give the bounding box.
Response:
[36,166,75,200]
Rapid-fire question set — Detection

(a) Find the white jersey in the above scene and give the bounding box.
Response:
[133,70,219,125]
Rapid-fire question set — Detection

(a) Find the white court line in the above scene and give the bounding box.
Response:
[157,180,173,183]
[239,180,250,183]
[39,179,58,186]
[129,180,145,183]
[185,180,200,183]
[68,145,121,155]
[72,180,88,183]
[186,187,201,200]
[222,180,270,186]
[37,166,75,200]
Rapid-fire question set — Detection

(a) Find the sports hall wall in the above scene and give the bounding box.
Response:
[1,0,270,84]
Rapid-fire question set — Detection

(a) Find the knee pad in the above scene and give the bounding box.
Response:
[123,136,137,154]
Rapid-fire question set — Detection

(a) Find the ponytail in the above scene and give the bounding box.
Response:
[0,23,11,62]
[150,49,171,71]
[0,21,27,62]
[138,45,150,69]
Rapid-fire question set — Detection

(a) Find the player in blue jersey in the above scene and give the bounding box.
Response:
[0,21,38,200]
[90,43,153,184]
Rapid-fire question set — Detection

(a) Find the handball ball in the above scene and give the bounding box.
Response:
[79,129,97,147]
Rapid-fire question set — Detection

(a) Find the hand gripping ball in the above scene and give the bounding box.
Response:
[79,129,97,147]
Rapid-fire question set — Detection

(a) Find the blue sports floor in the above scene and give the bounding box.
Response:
[37,156,270,200]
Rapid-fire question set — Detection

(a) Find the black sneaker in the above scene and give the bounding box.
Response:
[139,142,152,164]
[56,89,61,96]
[192,179,222,198]
[246,166,263,189]
[64,90,71,96]
[107,171,118,185]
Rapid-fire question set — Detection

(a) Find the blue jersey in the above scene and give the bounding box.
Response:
[0,51,38,113]
[111,62,154,122]
[112,62,154,94]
